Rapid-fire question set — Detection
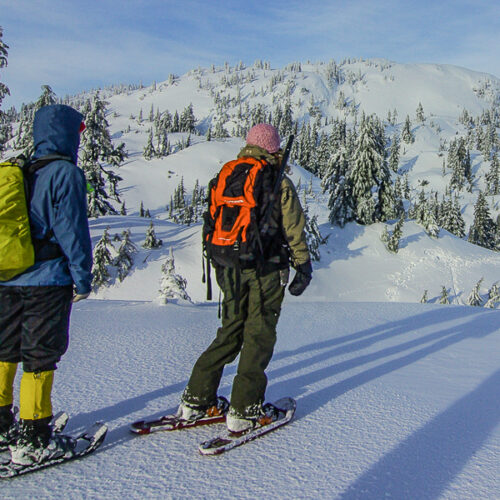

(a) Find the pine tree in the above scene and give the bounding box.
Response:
[440,195,465,238]
[36,85,57,109]
[179,103,196,132]
[142,221,163,249]
[0,26,10,156]
[484,282,499,308]
[420,290,428,303]
[303,203,328,261]
[348,114,394,224]
[0,27,8,109]
[114,229,137,282]
[421,203,440,238]
[468,191,496,250]
[156,249,191,304]
[439,286,450,305]
[401,115,414,144]
[387,214,404,253]
[416,102,425,123]
[143,128,155,160]
[485,152,500,195]
[467,278,484,306]
[91,228,114,288]
[388,133,400,172]
[80,93,125,216]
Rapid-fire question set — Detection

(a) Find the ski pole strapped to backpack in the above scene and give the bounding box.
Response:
[0,157,35,281]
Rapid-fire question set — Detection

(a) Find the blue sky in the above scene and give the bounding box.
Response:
[1,0,499,109]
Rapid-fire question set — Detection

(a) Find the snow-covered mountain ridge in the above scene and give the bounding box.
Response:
[3,58,500,305]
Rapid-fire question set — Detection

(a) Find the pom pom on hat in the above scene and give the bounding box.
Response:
[246,124,281,153]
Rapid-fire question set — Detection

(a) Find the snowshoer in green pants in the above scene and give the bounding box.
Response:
[178,124,312,433]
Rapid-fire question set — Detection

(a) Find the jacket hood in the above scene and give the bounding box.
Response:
[32,104,83,164]
[237,144,279,166]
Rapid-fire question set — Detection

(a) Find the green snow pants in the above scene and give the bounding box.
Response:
[183,267,285,416]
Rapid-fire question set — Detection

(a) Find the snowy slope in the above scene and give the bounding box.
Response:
[2,300,499,499]
[1,59,499,498]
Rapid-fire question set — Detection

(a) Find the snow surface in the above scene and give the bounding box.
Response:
[2,59,500,498]
[2,301,499,499]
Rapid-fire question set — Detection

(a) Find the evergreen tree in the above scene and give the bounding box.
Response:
[388,133,400,172]
[439,286,450,305]
[467,278,484,306]
[468,191,496,250]
[156,249,191,304]
[143,128,155,160]
[440,195,465,238]
[484,282,499,308]
[348,114,394,224]
[0,27,8,109]
[35,85,57,109]
[416,102,425,123]
[91,228,114,288]
[114,229,137,282]
[401,115,414,144]
[421,203,440,238]
[387,214,404,253]
[448,137,472,191]
[303,203,328,261]
[485,152,500,195]
[142,221,163,249]
[381,225,390,244]
[179,103,196,132]
[80,93,125,216]
[420,290,428,303]
[0,26,10,156]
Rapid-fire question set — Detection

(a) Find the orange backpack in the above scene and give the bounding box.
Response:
[203,156,277,271]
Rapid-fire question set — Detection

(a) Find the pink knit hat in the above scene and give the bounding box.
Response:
[246,124,281,153]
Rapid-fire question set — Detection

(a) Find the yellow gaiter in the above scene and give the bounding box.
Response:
[0,362,18,407]
[19,371,54,420]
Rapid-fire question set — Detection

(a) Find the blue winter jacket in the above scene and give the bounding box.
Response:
[0,104,93,294]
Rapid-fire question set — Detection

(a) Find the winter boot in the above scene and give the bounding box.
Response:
[176,396,229,422]
[9,417,74,466]
[226,403,278,435]
[0,405,17,447]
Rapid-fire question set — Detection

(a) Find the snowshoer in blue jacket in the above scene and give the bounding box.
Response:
[0,104,92,465]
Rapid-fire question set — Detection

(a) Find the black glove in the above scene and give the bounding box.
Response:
[288,261,312,296]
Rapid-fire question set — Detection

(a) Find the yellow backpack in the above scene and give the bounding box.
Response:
[0,156,35,281]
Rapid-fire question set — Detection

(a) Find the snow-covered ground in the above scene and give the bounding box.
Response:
[2,59,499,498]
[3,300,499,499]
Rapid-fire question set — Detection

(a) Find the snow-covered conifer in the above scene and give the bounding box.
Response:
[484,282,499,308]
[142,221,163,249]
[114,229,137,282]
[156,249,191,304]
[439,286,450,305]
[467,278,484,306]
[143,128,155,160]
[387,214,404,253]
[468,191,496,250]
[91,228,114,288]
[401,115,414,144]
[420,290,428,303]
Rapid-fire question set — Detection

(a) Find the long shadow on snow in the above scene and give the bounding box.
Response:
[67,380,188,453]
[338,368,500,500]
[265,308,498,498]
[270,306,473,374]
[267,308,497,416]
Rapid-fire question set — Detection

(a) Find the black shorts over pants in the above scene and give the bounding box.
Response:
[0,286,73,373]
